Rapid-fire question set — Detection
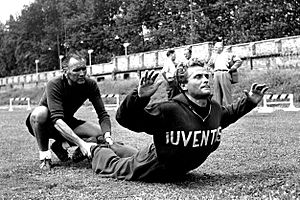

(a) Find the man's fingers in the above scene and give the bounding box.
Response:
[139,76,145,85]
[250,83,269,95]
[151,72,159,82]
[145,70,149,80]
[254,84,268,94]
[140,70,159,85]
[251,83,258,91]
[261,87,269,94]
[255,84,266,91]
[148,70,155,80]
[86,142,97,158]
[87,151,91,158]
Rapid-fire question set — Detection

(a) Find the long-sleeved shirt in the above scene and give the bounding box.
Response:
[39,74,111,133]
[116,90,257,175]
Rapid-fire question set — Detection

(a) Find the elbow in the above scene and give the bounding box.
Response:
[115,112,127,127]
[115,114,122,125]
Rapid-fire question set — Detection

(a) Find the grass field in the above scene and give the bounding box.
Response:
[0,106,299,200]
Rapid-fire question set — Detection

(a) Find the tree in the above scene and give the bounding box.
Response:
[0,17,19,77]
[0,0,300,77]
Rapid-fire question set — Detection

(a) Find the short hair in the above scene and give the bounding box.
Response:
[166,49,175,57]
[184,46,192,54]
[214,42,224,48]
[175,61,206,85]
[62,50,86,69]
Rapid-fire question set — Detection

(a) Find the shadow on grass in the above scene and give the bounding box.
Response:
[140,165,298,187]
[51,159,92,170]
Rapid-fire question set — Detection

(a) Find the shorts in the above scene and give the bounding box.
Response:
[25,112,86,142]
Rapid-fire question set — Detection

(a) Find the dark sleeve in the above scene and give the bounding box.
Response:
[89,81,111,133]
[46,80,65,124]
[220,97,257,129]
[116,89,164,133]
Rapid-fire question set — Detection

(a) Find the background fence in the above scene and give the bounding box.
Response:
[1,35,299,92]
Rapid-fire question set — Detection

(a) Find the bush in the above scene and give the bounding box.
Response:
[98,79,138,96]
[233,69,300,102]
[0,87,45,106]
[97,75,168,103]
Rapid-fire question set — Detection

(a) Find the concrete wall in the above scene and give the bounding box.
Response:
[1,35,300,91]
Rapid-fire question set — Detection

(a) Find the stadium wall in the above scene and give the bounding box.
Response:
[0,35,299,92]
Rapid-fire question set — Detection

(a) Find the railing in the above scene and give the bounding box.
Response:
[1,35,300,89]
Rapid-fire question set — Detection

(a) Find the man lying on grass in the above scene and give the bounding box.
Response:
[89,62,268,181]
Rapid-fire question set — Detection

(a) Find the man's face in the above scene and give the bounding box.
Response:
[66,57,87,84]
[184,49,191,60]
[186,67,211,99]
[214,43,224,54]
[171,53,176,61]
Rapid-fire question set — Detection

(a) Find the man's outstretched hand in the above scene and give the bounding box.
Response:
[138,70,163,98]
[244,83,269,104]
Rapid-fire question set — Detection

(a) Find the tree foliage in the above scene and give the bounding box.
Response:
[0,0,299,77]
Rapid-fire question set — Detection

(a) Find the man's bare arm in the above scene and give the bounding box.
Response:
[54,119,95,157]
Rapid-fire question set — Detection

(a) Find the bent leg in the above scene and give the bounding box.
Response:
[91,146,136,180]
[29,106,51,151]
[27,106,70,164]
[110,142,138,158]
[91,144,161,181]
[73,121,102,138]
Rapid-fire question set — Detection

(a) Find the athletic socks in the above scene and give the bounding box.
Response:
[39,150,51,160]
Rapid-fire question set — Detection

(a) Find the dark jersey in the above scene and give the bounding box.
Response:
[116,89,256,175]
[39,75,111,133]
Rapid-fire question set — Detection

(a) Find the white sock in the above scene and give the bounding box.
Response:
[39,150,51,160]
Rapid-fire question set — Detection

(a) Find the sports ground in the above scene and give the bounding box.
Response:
[0,106,299,199]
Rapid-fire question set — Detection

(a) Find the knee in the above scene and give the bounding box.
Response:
[30,106,49,125]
